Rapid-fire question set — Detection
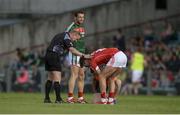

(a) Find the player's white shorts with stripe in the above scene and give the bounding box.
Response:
[106,51,127,68]
[68,52,80,67]
[132,70,143,82]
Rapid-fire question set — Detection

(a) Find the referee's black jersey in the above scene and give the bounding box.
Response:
[47,32,73,55]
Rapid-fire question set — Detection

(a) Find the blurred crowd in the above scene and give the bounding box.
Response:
[112,22,180,95]
[7,46,46,92]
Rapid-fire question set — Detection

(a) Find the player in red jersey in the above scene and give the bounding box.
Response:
[80,48,127,104]
[90,48,119,73]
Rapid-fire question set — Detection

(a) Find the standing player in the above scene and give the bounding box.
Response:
[44,30,89,103]
[66,11,86,103]
[81,48,122,104]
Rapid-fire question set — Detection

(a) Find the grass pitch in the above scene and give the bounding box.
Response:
[0,93,180,114]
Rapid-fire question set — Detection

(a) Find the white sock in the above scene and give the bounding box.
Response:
[68,97,74,100]
[101,98,107,103]
[78,97,84,100]
[108,98,114,102]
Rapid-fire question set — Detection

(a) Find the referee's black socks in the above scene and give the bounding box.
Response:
[54,82,62,101]
[45,80,52,100]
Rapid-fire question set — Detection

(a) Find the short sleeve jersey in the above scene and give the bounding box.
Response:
[66,22,85,53]
[47,32,73,55]
[90,48,119,71]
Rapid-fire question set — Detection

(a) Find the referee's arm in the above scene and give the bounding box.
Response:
[69,47,84,57]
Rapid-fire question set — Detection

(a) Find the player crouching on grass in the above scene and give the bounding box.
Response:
[80,48,126,104]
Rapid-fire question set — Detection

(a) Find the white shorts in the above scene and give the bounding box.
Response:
[132,70,143,83]
[68,52,80,67]
[106,51,127,68]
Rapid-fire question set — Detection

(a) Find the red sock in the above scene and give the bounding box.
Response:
[101,92,106,98]
[68,93,73,97]
[78,92,83,98]
[109,92,115,98]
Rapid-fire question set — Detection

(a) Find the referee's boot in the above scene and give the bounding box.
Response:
[55,98,65,104]
[44,98,52,103]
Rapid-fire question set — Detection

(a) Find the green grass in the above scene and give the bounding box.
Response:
[0,93,180,114]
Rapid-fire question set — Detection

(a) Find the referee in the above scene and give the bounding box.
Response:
[44,30,89,103]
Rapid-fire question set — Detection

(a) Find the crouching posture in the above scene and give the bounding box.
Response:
[81,48,127,104]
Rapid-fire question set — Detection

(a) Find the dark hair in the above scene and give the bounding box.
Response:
[74,10,85,17]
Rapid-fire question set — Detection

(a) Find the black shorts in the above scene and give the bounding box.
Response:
[45,51,62,71]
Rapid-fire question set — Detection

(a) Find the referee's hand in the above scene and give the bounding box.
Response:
[84,54,91,59]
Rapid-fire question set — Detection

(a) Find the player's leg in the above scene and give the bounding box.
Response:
[44,73,53,103]
[132,70,143,95]
[99,66,117,104]
[114,79,122,97]
[104,51,127,104]
[113,78,122,104]
[67,65,79,103]
[108,78,116,104]
[77,67,87,103]
[67,52,80,103]
[44,51,63,103]
[109,69,122,96]
[108,69,121,104]
[50,71,63,103]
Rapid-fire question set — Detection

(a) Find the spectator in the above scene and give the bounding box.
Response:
[142,23,155,50]
[113,29,126,51]
[14,67,32,92]
[130,46,146,95]
[161,22,178,45]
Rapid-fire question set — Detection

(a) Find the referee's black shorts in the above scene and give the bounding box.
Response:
[45,51,62,71]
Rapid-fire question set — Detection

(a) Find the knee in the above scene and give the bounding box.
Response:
[78,74,85,81]
[78,70,85,79]
[70,71,78,79]
[79,69,85,77]
[99,74,105,81]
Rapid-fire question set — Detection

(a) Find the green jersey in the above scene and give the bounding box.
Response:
[66,22,85,53]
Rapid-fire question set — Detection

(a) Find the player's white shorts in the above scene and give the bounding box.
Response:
[106,51,127,68]
[68,52,80,67]
[132,70,143,83]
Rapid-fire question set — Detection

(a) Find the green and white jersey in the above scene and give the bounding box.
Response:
[66,22,85,67]
[66,22,85,53]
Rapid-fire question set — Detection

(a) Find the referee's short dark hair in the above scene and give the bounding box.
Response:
[73,10,85,17]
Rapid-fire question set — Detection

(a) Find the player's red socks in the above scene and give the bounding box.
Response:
[99,92,107,104]
[67,93,75,103]
[101,92,106,98]
[68,92,73,97]
[108,92,115,105]
[109,92,115,98]
[78,92,83,98]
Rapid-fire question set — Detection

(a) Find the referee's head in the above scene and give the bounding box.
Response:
[69,30,81,41]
